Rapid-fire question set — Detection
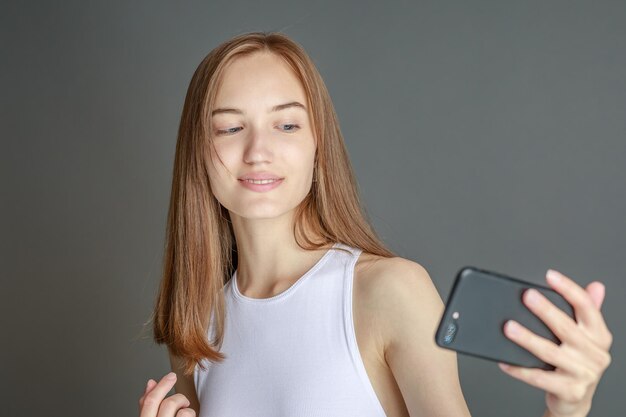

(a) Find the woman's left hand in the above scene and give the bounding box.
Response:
[498,269,613,417]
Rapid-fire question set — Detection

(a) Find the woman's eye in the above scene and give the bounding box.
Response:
[215,124,300,135]
[279,123,300,132]
[216,127,242,135]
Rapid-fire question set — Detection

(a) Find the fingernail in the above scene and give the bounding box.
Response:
[499,362,510,371]
[166,372,176,380]
[546,269,561,284]
[525,289,540,306]
[506,320,520,335]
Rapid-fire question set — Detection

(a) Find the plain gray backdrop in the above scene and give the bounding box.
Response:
[2,1,624,416]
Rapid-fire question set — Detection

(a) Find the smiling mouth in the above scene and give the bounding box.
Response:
[240,178,282,184]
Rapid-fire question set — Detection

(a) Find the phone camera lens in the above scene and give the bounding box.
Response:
[443,322,457,345]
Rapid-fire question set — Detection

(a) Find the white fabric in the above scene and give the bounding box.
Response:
[193,242,387,417]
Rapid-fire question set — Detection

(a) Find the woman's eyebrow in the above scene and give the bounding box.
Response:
[211,101,307,116]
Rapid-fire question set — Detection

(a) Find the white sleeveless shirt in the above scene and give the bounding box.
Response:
[193,242,388,417]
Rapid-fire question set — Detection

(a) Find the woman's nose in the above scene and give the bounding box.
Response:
[243,126,274,164]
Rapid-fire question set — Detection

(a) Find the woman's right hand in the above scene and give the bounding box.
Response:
[139,372,195,417]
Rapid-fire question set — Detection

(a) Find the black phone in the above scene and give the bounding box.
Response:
[434,266,575,370]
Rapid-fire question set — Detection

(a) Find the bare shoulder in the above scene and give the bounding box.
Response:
[354,253,430,299]
[167,347,201,414]
[354,254,439,351]
[354,253,472,417]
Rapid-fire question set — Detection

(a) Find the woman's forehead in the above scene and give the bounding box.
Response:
[215,53,307,107]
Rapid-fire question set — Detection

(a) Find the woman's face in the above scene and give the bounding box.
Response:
[207,51,316,221]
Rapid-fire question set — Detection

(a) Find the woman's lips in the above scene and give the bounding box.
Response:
[238,178,284,192]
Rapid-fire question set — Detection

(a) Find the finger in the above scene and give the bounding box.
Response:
[498,363,590,404]
[504,314,613,380]
[522,288,581,346]
[139,379,158,409]
[547,270,612,349]
[176,408,197,417]
[139,372,177,417]
[545,269,606,331]
[586,282,605,310]
[156,393,190,417]
[145,379,157,395]
[503,320,585,374]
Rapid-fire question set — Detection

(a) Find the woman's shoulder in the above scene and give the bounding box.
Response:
[352,254,469,416]
[353,252,443,346]
[355,252,433,289]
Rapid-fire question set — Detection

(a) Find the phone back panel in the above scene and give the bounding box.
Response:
[435,267,575,369]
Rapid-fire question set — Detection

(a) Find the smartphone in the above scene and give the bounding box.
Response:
[434,266,575,370]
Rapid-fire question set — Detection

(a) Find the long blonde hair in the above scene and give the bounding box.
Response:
[152,31,395,375]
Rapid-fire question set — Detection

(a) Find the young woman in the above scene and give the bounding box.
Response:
[138,32,613,417]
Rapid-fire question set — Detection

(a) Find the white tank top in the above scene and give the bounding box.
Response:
[193,242,388,417]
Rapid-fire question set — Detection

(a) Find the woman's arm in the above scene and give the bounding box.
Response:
[367,258,472,417]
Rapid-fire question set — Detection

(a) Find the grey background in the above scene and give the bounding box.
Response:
[2,1,624,416]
